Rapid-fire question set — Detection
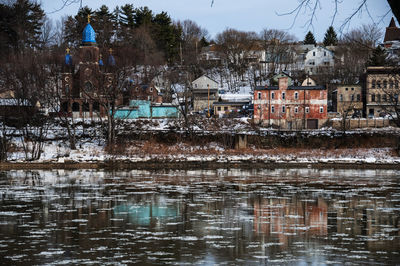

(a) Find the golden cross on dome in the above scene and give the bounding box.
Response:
[87,14,91,23]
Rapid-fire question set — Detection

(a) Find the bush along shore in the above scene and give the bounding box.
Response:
[1,127,400,169]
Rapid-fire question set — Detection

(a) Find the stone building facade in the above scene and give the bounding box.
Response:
[365,66,399,118]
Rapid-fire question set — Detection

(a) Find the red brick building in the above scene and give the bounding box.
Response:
[253,77,328,129]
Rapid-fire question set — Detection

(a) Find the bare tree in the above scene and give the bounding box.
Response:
[1,50,52,161]
[259,29,297,79]
[175,19,209,65]
[277,0,397,31]
[216,28,257,91]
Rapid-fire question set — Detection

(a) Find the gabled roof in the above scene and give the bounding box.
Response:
[192,75,218,84]
[384,17,400,42]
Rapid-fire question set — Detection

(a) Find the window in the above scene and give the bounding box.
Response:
[282,92,285,100]
[271,105,275,113]
[345,88,348,91]
[84,81,93,92]
[271,92,275,99]
[390,80,394,88]
[372,80,376,88]
[351,94,354,101]
[282,105,285,113]
[305,107,310,113]
[294,92,298,100]
[377,80,381,88]
[324,51,326,56]
[65,85,69,94]
[224,107,228,111]
[258,92,262,99]
[195,84,197,88]
[351,87,354,91]
[319,106,324,113]
[357,94,360,101]
[294,106,298,113]
[371,94,375,102]
[340,94,343,102]
[383,94,387,102]
[383,80,387,88]
[217,107,221,111]
[377,94,381,102]
[150,87,153,92]
[313,52,315,56]
[396,80,399,89]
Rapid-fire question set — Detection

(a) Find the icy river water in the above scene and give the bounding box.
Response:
[0,168,399,265]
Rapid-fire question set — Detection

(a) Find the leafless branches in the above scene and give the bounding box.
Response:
[277,0,392,34]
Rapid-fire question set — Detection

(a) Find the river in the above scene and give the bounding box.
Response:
[0,168,399,265]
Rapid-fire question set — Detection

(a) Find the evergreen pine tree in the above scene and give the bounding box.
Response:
[367,46,388,66]
[303,31,316,45]
[119,4,135,28]
[323,26,338,46]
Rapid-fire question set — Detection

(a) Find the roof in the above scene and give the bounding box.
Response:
[192,75,219,84]
[255,85,326,91]
[82,23,96,44]
[384,17,400,43]
[0,99,32,106]
[213,101,249,106]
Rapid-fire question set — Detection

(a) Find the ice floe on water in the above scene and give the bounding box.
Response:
[0,168,399,265]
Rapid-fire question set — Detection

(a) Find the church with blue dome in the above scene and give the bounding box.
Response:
[61,15,122,118]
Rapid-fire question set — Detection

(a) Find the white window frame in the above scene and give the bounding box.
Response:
[319,106,324,113]
[294,106,298,113]
[258,92,262,99]
[294,91,298,100]
[271,92,275,99]
[305,107,310,113]
[282,92,285,100]
[271,105,275,113]
[282,105,286,113]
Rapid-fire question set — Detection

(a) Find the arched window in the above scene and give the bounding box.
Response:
[83,102,89,112]
[85,81,93,92]
[93,102,100,112]
[72,102,80,112]
[65,85,69,95]
[294,91,298,100]
[383,80,387,88]
[61,102,69,112]
[371,80,376,88]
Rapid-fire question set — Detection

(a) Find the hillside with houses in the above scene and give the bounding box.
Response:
[0,1,399,164]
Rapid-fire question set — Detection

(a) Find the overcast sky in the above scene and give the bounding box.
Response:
[43,0,394,42]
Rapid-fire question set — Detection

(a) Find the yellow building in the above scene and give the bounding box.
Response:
[336,85,363,117]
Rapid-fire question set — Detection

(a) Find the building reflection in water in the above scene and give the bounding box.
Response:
[253,196,328,247]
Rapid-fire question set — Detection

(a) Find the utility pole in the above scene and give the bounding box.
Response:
[207,84,210,117]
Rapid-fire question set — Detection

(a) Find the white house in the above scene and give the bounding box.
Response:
[304,46,335,75]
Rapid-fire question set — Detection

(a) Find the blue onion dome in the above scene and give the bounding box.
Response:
[65,48,72,65]
[82,23,96,45]
[107,48,116,66]
[82,15,96,45]
[99,54,103,66]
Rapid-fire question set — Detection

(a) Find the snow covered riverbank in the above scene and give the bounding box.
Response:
[2,140,400,169]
